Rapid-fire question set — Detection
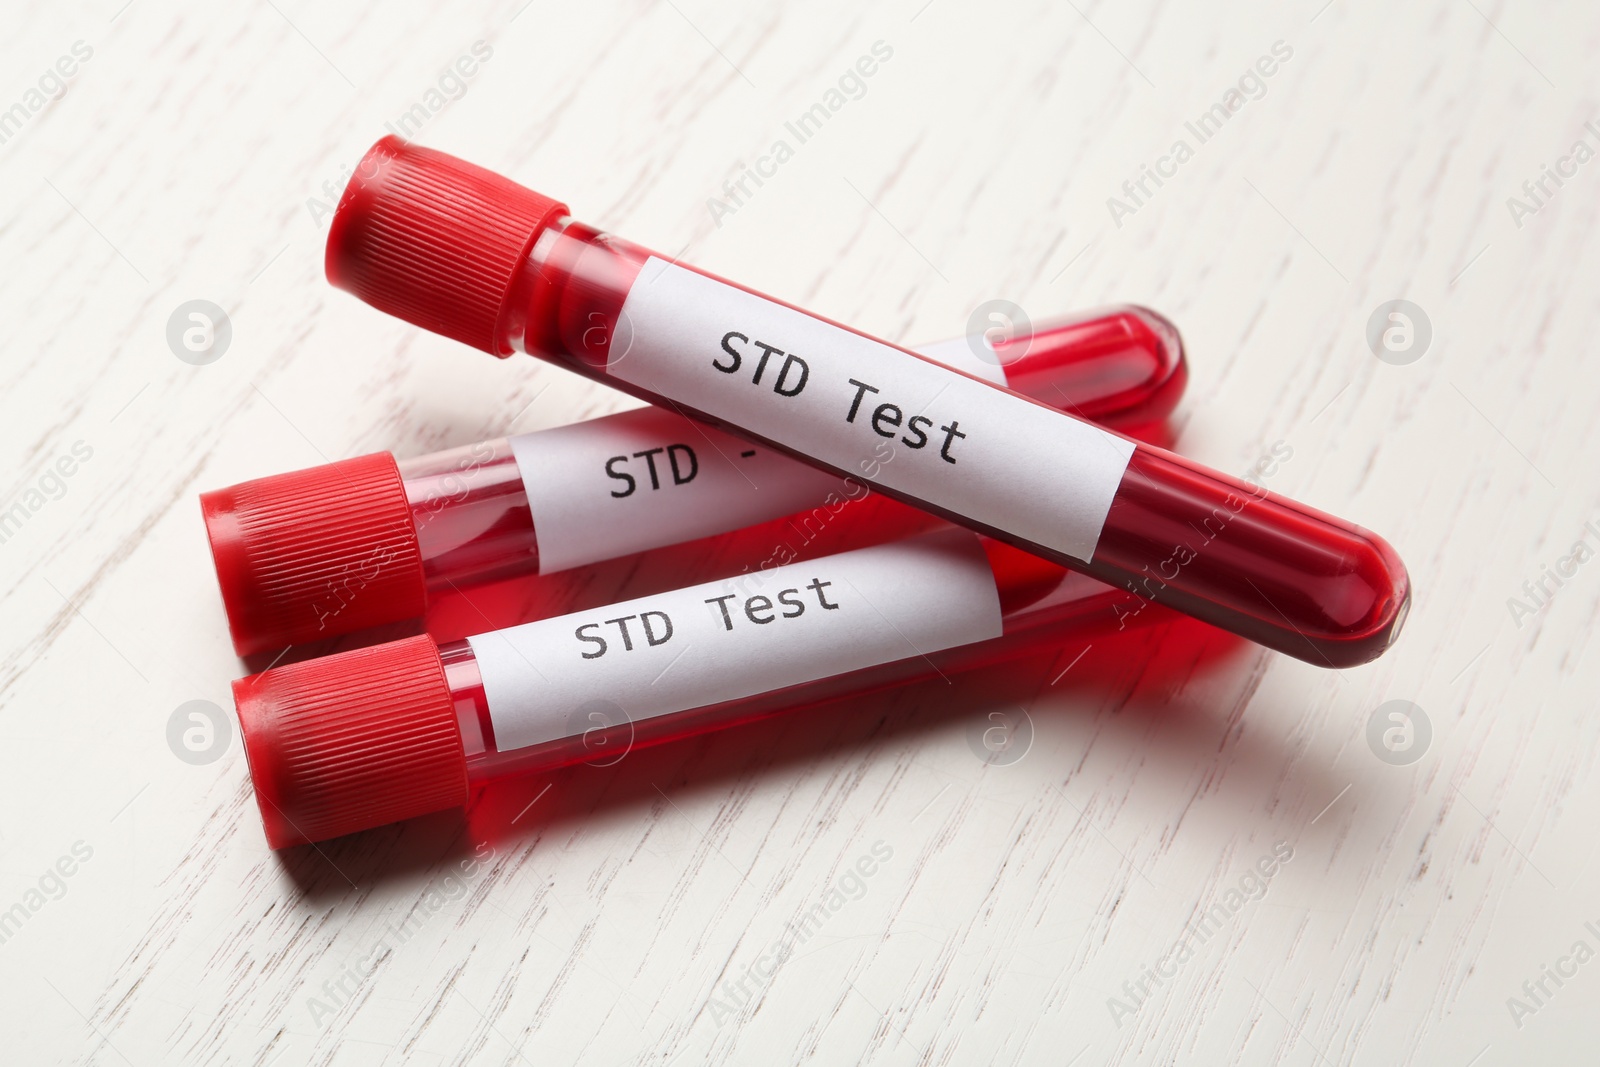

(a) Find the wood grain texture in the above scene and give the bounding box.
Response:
[1,0,1597,1062]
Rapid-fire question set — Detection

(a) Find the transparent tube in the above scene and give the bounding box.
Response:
[325,139,1407,667]
[497,220,1408,668]
[446,539,1162,784]
[232,533,1184,847]
[397,306,1185,592]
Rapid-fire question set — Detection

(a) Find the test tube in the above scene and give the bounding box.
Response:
[325,138,1410,668]
[234,530,1177,847]
[202,306,1184,655]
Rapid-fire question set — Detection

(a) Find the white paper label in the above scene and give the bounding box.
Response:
[611,259,1135,563]
[467,530,1003,752]
[511,407,846,573]
[512,333,1008,573]
[905,334,1009,387]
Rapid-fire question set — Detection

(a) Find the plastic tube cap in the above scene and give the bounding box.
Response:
[325,136,570,355]
[233,635,468,848]
[201,452,427,657]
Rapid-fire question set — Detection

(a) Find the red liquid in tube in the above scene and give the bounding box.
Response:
[201,306,1183,655]
[326,138,1409,668]
[234,531,1178,848]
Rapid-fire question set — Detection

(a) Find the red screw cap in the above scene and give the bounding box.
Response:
[201,452,427,657]
[233,635,468,848]
[325,136,570,355]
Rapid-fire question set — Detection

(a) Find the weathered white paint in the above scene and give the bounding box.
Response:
[0,0,1595,1063]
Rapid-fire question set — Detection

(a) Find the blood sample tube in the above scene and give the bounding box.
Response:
[201,306,1184,656]
[234,529,1178,847]
[325,138,1410,667]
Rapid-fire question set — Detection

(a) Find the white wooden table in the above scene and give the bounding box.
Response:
[3,0,1597,1062]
